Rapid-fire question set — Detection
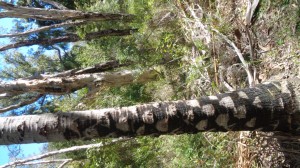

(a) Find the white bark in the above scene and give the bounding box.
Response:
[0,94,43,113]
[0,69,157,96]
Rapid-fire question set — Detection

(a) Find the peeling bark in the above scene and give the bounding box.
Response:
[0,29,137,51]
[0,2,133,21]
[0,78,299,145]
[0,69,157,96]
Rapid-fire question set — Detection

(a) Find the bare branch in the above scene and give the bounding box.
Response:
[44,60,126,78]
[0,94,43,114]
[211,28,255,87]
[0,138,130,168]
[57,160,71,168]
[245,0,260,25]
[51,46,63,63]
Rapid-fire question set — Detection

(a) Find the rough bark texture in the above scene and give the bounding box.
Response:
[0,69,157,96]
[0,29,136,51]
[0,78,299,145]
[0,2,133,21]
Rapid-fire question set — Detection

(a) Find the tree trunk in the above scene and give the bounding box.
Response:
[0,29,137,51]
[1,78,299,145]
[0,2,133,21]
[0,69,157,96]
[0,20,86,38]
[0,139,128,168]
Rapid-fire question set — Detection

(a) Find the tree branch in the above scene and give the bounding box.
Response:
[0,29,137,51]
[211,28,255,87]
[0,138,129,168]
[0,94,44,114]
[57,159,71,168]
[0,20,86,38]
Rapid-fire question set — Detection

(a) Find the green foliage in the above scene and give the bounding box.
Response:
[85,84,152,108]
[0,51,62,79]
[76,133,237,168]
[50,1,238,166]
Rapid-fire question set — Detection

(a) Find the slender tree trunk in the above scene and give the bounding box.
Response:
[0,20,86,38]
[0,29,137,51]
[0,2,133,21]
[0,61,133,113]
[0,139,128,168]
[0,78,299,145]
[0,69,157,96]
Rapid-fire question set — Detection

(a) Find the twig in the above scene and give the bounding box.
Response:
[240,20,257,85]
[57,159,72,168]
[245,0,260,25]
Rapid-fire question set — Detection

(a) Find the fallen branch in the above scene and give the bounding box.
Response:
[211,28,255,87]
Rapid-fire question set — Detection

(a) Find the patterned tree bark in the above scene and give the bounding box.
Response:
[0,78,299,145]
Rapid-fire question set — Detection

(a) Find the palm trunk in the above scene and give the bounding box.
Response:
[1,78,299,145]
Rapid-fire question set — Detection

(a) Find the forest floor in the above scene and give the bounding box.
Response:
[175,0,300,167]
